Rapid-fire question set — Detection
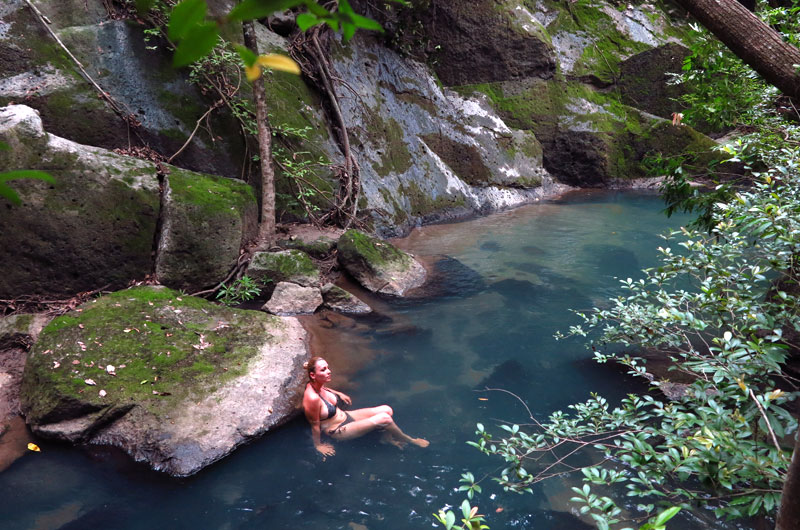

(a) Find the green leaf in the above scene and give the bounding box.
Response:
[303,0,329,16]
[652,506,681,526]
[350,12,382,31]
[173,22,219,68]
[234,44,258,67]
[296,12,319,31]
[227,0,305,22]
[168,0,207,41]
[444,511,455,529]
[0,170,56,206]
[341,20,356,41]
[0,141,9,151]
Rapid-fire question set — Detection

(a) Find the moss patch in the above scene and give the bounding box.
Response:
[373,117,414,177]
[21,286,283,422]
[337,229,410,269]
[401,181,466,218]
[420,134,491,185]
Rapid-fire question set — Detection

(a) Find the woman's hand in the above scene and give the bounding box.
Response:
[339,392,352,406]
[316,442,335,457]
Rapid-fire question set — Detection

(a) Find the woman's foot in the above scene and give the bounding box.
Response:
[380,431,407,449]
[410,437,430,448]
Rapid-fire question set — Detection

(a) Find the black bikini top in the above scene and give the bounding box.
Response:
[320,393,338,420]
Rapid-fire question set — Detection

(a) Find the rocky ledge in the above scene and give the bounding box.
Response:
[19,286,308,476]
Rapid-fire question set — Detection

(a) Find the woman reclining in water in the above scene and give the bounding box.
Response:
[302,356,429,456]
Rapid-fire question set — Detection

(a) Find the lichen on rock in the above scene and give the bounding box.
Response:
[20,286,308,476]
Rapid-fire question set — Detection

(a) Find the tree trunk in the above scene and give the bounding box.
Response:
[776,430,800,529]
[242,21,276,247]
[676,0,800,100]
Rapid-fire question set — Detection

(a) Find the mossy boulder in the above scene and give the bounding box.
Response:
[20,286,308,476]
[277,235,337,259]
[155,169,258,292]
[336,230,426,296]
[245,249,321,289]
[0,105,160,298]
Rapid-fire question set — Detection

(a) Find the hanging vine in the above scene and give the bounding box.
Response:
[289,23,363,230]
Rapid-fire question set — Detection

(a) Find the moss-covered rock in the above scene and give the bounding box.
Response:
[246,249,320,289]
[337,230,426,296]
[155,170,258,292]
[277,235,337,259]
[0,105,160,298]
[20,286,308,476]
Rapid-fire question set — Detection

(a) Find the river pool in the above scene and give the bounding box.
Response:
[2,191,718,529]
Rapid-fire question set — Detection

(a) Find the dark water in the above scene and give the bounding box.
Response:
[2,191,719,529]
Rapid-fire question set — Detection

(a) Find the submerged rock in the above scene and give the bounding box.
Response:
[20,286,308,476]
[337,230,426,296]
[321,284,372,314]
[263,282,323,316]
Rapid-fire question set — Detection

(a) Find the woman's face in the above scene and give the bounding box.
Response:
[312,360,332,384]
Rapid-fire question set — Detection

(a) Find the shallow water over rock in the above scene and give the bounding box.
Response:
[3,191,730,529]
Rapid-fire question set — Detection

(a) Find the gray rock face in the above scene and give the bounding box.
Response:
[0,314,50,349]
[0,0,244,178]
[337,230,426,296]
[20,286,308,476]
[264,282,323,316]
[321,283,372,314]
[618,43,690,120]
[329,32,560,236]
[422,0,557,85]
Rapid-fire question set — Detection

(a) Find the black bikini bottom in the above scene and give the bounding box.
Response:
[327,412,354,436]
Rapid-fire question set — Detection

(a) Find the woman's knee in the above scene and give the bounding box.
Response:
[377,405,393,416]
[373,412,393,426]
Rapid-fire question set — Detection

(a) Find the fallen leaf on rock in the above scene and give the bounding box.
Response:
[140,380,148,385]
[84,379,96,386]
[27,443,41,452]
[77,341,86,351]
[106,365,116,375]
[123,328,132,333]
[119,364,126,369]
[72,360,80,365]
[78,324,84,329]
[99,389,107,397]
[268,407,273,414]
[52,361,60,369]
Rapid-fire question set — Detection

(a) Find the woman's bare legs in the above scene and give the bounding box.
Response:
[331,405,429,448]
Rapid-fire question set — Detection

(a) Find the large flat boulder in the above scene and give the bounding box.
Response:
[19,286,308,476]
[337,230,426,296]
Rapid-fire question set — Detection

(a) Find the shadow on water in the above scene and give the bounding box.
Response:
[2,191,726,530]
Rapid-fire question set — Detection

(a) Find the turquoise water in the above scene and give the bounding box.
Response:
[2,191,712,529]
